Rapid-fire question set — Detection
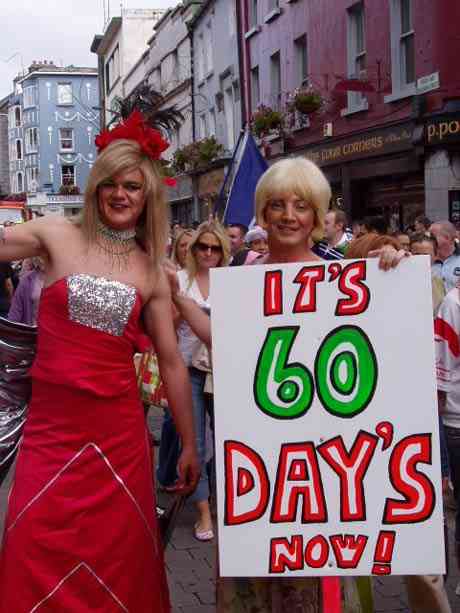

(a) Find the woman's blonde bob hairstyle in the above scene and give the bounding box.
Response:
[79,139,169,266]
[185,220,231,283]
[255,157,331,243]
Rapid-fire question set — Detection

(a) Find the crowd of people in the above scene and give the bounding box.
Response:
[0,100,457,612]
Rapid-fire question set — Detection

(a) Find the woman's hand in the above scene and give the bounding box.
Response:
[368,245,409,271]
[163,260,180,297]
[175,444,200,495]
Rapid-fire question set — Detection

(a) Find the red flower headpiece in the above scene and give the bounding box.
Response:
[95,110,170,160]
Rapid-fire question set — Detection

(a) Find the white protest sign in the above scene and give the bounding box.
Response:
[210,257,445,577]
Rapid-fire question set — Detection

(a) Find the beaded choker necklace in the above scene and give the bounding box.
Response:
[97,221,136,243]
[96,221,137,271]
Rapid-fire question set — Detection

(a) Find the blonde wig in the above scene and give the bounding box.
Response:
[255,157,331,243]
[185,220,231,284]
[171,228,194,268]
[78,139,169,266]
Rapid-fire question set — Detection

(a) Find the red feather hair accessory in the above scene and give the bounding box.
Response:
[95,110,170,160]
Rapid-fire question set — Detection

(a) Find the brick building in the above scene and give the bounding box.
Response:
[237,0,460,227]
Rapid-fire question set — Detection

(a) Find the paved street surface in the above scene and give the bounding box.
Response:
[0,405,458,612]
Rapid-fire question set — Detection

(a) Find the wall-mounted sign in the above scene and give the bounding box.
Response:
[426,115,460,146]
[304,122,414,167]
[417,72,440,95]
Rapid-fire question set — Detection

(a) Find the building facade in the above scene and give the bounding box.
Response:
[0,95,10,195]
[8,61,99,216]
[237,0,460,227]
[91,8,166,128]
[145,1,202,223]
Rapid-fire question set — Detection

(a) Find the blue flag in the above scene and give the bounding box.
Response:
[223,131,268,228]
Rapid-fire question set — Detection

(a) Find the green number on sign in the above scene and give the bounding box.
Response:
[254,327,314,419]
[314,325,378,418]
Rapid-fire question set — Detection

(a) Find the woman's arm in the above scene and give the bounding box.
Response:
[0,218,46,262]
[143,269,200,495]
[163,262,212,346]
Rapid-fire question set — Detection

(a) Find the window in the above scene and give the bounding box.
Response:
[17,172,23,193]
[205,24,213,74]
[251,66,260,111]
[25,127,38,153]
[248,0,258,28]
[57,83,73,105]
[224,87,235,150]
[16,139,22,160]
[386,0,416,101]
[59,128,74,151]
[105,45,120,94]
[229,2,236,36]
[27,167,39,190]
[345,4,367,112]
[23,86,36,109]
[400,0,415,85]
[61,165,75,186]
[14,107,21,127]
[294,35,309,86]
[209,109,216,137]
[196,35,205,82]
[171,50,179,84]
[270,51,281,110]
[199,114,208,139]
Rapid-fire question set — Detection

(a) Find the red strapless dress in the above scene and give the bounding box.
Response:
[0,275,170,612]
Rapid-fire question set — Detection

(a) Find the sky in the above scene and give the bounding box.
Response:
[0,0,175,99]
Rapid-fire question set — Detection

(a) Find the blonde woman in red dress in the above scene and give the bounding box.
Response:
[0,110,199,612]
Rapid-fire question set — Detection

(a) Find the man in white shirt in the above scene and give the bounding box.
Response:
[435,286,460,596]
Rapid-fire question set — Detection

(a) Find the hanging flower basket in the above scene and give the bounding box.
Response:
[252,105,284,138]
[291,89,323,115]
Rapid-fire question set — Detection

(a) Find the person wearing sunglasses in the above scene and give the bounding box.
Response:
[175,220,231,541]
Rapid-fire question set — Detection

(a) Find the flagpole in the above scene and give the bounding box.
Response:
[214,128,246,222]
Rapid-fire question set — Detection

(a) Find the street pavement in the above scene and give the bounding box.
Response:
[0,405,458,612]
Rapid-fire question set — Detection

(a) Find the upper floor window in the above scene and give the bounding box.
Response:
[27,167,39,191]
[385,0,416,102]
[344,3,368,113]
[400,0,415,85]
[14,107,21,127]
[251,66,260,112]
[228,2,236,36]
[294,35,309,87]
[171,49,179,84]
[224,87,235,150]
[25,127,38,153]
[59,128,74,151]
[196,35,205,82]
[17,172,23,193]
[16,139,22,160]
[199,114,208,139]
[57,83,73,105]
[205,23,214,74]
[105,45,120,94]
[23,86,37,109]
[209,108,217,137]
[270,51,281,110]
[248,0,258,29]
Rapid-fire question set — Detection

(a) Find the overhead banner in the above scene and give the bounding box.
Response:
[211,257,444,577]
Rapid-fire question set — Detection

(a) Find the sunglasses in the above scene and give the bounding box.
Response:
[195,241,223,254]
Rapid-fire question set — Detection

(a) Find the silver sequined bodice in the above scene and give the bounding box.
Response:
[67,274,138,337]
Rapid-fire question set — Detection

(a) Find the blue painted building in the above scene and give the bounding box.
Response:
[8,61,99,215]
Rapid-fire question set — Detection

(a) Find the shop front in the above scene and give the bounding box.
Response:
[303,120,424,229]
[423,110,460,223]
